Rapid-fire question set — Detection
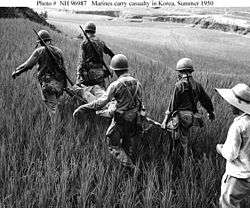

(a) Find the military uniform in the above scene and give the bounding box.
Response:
[76,23,114,102]
[74,71,143,167]
[167,74,214,146]
[162,58,214,177]
[14,44,67,114]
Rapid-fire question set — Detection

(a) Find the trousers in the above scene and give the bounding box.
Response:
[106,117,140,167]
[220,173,250,208]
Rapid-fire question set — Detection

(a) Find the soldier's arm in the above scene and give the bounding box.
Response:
[12,49,40,79]
[75,82,116,111]
[76,42,86,84]
[103,43,114,58]
[161,85,180,128]
[198,84,214,113]
[167,85,180,114]
[58,49,66,71]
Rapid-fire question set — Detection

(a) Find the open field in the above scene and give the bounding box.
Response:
[1,13,250,207]
[48,11,250,76]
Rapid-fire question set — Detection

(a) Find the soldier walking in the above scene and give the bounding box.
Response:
[12,30,67,118]
[73,54,144,168]
[216,83,250,208]
[75,22,114,103]
[161,58,215,174]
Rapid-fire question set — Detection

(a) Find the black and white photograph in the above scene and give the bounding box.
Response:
[0,0,250,207]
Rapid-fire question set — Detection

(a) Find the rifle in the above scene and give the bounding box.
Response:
[79,25,112,78]
[33,29,74,86]
[33,29,88,102]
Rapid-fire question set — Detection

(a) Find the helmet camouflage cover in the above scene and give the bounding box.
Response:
[84,22,96,33]
[36,30,51,43]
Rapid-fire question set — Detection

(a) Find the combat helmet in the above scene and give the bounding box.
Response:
[36,30,51,43]
[84,22,96,33]
[176,58,194,72]
[110,54,129,71]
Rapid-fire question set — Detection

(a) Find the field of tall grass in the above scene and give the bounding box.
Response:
[1,18,250,207]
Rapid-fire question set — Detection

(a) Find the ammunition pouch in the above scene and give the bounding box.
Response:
[167,110,204,130]
[38,69,67,88]
[79,66,105,86]
[39,75,64,98]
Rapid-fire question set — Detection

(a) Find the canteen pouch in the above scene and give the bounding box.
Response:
[168,111,204,130]
[178,111,204,128]
[79,67,105,86]
[178,111,193,128]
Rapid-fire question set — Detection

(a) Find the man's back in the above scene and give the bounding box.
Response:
[34,46,65,83]
[81,37,105,65]
[170,75,213,114]
[111,73,143,112]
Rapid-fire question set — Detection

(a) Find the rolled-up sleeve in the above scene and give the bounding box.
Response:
[221,122,242,161]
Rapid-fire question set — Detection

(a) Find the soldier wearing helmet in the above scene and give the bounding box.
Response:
[74,54,145,168]
[12,30,67,118]
[161,58,215,175]
[75,21,114,103]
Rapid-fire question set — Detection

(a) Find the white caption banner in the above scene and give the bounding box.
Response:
[0,0,250,8]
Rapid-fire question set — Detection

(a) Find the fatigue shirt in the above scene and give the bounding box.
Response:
[167,75,214,114]
[16,45,66,82]
[220,113,250,178]
[76,35,114,84]
[81,73,143,112]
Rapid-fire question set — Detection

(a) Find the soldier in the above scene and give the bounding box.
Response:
[73,54,144,168]
[75,22,114,103]
[161,58,215,173]
[216,83,250,208]
[12,30,67,118]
